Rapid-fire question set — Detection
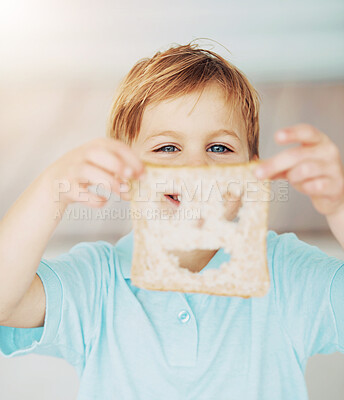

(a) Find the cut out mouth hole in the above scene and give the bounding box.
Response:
[168,248,219,274]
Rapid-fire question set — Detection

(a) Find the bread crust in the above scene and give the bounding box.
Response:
[129,161,270,298]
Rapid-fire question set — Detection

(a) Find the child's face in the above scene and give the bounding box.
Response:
[131,82,250,165]
[130,83,251,217]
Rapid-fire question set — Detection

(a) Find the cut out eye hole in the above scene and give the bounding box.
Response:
[222,192,243,222]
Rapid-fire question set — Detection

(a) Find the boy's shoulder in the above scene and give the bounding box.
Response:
[58,238,117,273]
[266,229,335,263]
[266,229,343,296]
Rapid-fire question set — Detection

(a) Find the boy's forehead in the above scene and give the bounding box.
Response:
[138,85,246,140]
[144,83,237,115]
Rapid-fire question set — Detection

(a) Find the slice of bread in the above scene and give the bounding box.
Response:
[129,161,270,298]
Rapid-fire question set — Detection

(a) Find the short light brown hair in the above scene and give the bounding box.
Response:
[107,42,260,158]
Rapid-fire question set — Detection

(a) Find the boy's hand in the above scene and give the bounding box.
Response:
[254,124,344,217]
[46,137,144,207]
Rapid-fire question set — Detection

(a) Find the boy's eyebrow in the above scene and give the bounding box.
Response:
[208,129,240,140]
[144,129,240,142]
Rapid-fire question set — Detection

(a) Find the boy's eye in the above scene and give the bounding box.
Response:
[153,144,234,153]
[154,145,179,152]
[207,144,233,153]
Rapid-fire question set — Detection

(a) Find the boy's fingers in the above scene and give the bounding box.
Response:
[106,139,145,175]
[85,150,123,176]
[112,177,132,200]
[80,191,108,208]
[270,171,288,180]
[274,124,325,146]
[255,145,321,179]
[256,135,340,180]
[78,164,118,188]
[86,137,144,177]
[119,191,132,201]
[294,176,331,197]
[84,146,144,180]
[286,159,328,185]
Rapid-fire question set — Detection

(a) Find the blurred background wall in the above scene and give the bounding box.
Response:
[0,0,344,399]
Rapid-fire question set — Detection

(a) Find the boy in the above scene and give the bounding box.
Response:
[0,43,343,400]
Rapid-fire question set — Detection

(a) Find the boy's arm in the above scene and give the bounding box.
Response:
[0,170,67,324]
[0,137,144,327]
[254,124,344,248]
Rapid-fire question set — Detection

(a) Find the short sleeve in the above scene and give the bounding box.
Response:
[269,232,344,362]
[0,240,114,368]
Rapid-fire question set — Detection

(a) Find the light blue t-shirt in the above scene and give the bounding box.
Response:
[0,230,343,400]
